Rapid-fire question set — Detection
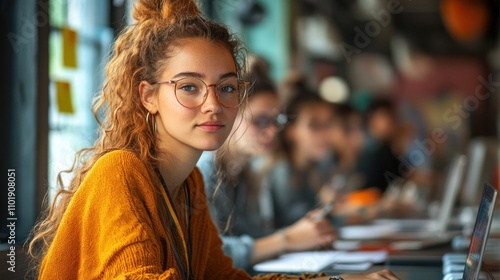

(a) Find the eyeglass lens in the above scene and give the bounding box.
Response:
[252,114,287,129]
[174,77,242,108]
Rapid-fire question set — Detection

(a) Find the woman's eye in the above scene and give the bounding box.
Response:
[179,85,198,92]
[219,85,237,93]
[255,119,270,127]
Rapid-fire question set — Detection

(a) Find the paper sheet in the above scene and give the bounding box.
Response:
[253,251,343,272]
[253,250,388,273]
[335,250,388,263]
[339,224,399,239]
[56,81,74,114]
[62,27,78,68]
[332,262,372,271]
[334,240,361,250]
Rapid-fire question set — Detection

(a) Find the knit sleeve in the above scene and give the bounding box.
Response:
[40,150,182,279]
[93,151,187,279]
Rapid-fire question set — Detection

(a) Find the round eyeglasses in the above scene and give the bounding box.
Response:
[251,113,288,130]
[154,76,248,108]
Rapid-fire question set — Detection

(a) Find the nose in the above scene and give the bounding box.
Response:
[267,124,278,137]
[259,125,277,143]
[200,87,222,114]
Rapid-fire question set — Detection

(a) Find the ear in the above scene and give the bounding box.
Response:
[139,81,158,113]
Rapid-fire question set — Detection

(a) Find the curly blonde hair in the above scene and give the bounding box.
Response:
[27,0,245,273]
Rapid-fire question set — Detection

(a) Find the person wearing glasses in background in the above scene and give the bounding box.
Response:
[198,56,337,271]
[29,0,399,279]
[266,90,338,229]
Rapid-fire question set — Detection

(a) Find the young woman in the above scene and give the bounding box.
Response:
[319,104,366,203]
[319,104,383,225]
[267,93,337,228]
[28,0,399,279]
[198,58,336,270]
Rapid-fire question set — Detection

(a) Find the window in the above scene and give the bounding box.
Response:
[48,0,114,197]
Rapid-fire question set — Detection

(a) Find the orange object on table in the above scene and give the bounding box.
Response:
[345,188,382,207]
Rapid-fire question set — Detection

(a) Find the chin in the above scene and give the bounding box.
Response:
[193,134,230,151]
[312,151,328,161]
[196,141,225,152]
[254,146,272,156]
[203,146,222,152]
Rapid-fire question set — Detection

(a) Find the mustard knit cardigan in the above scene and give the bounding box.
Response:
[39,150,324,280]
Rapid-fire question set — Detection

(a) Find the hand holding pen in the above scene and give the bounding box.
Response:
[310,200,335,222]
[280,206,337,252]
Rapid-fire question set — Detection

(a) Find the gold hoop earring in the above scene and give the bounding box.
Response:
[146,112,157,135]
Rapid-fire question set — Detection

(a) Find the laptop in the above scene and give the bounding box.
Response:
[460,138,499,207]
[339,155,467,247]
[442,183,497,280]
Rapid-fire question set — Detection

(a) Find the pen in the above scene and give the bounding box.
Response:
[310,200,334,222]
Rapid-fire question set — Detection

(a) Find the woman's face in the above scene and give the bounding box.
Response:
[233,92,280,156]
[289,103,333,162]
[344,113,364,156]
[329,116,345,152]
[142,38,240,152]
[330,113,364,155]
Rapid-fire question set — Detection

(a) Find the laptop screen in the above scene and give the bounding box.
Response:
[435,155,466,233]
[462,183,497,280]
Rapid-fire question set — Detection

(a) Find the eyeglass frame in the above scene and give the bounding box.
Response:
[153,77,249,109]
[251,113,288,130]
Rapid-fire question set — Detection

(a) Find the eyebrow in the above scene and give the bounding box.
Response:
[171,71,237,80]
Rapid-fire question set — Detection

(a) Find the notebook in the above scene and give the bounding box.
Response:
[252,250,388,273]
[442,183,497,280]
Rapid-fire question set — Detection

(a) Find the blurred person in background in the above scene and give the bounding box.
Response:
[321,98,418,224]
[319,104,365,204]
[356,98,404,194]
[266,91,336,228]
[198,58,336,271]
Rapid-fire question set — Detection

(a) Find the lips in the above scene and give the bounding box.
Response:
[196,121,225,132]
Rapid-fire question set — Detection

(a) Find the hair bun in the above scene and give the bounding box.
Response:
[133,0,201,24]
